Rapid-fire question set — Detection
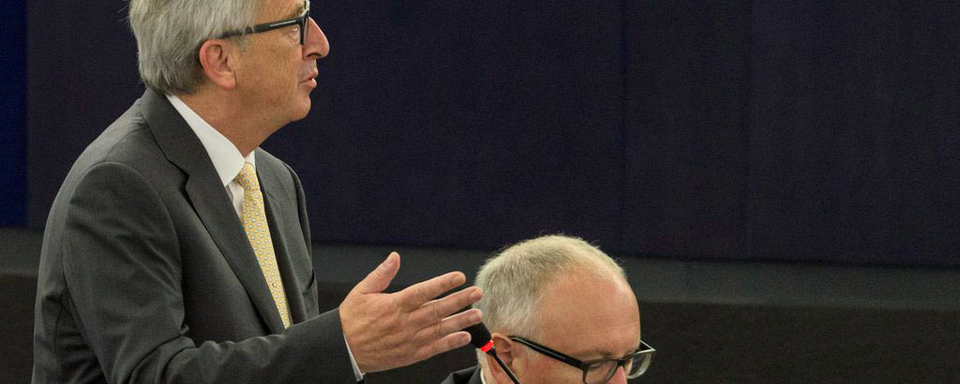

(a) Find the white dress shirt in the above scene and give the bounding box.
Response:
[166,94,364,381]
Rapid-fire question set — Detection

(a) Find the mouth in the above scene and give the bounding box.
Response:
[300,70,319,87]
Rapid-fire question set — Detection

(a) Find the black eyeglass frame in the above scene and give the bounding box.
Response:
[508,336,655,384]
[218,0,311,45]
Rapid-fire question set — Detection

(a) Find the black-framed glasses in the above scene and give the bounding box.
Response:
[219,0,311,45]
[509,336,655,384]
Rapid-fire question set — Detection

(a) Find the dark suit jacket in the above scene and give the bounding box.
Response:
[441,366,483,384]
[32,90,356,383]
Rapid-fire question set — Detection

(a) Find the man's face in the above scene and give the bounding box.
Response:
[234,0,329,129]
[505,272,641,384]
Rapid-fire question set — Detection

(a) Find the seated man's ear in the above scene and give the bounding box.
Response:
[485,333,524,383]
[197,39,238,90]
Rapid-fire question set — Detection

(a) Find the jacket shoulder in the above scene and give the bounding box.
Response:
[72,98,169,178]
[440,366,482,384]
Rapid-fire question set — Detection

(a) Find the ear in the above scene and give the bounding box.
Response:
[197,39,238,90]
[485,333,523,383]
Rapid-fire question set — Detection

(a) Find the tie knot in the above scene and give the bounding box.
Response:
[235,162,259,191]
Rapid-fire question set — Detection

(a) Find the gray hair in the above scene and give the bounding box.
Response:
[473,235,626,366]
[128,0,263,95]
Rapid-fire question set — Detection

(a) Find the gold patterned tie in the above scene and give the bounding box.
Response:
[235,162,291,328]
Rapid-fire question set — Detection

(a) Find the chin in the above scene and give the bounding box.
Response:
[289,99,312,121]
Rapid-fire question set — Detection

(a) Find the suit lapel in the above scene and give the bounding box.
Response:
[258,162,310,324]
[141,90,286,334]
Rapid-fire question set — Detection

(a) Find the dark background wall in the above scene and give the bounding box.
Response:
[5,2,960,382]
[0,0,26,227]
[18,0,960,267]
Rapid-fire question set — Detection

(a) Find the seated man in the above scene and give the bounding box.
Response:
[442,235,655,384]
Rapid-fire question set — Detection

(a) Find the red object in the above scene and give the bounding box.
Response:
[480,340,494,353]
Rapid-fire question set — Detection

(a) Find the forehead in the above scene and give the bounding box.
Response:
[536,272,640,358]
[257,0,306,21]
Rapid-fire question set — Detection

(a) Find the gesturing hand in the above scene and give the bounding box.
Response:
[339,252,483,373]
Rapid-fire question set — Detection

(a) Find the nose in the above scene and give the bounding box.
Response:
[303,17,329,60]
[606,366,628,384]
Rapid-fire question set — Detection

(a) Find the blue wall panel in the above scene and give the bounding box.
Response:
[622,0,751,259]
[748,0,960,265]
[265,0,626,250]
[26,0,142,227]
[0,0,26,227]
[23,0,960,266]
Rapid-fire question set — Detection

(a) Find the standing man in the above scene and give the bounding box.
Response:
[32,0,482,382]
[442,235,655,384]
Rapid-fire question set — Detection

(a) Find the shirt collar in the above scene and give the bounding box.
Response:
[166,94,255,186]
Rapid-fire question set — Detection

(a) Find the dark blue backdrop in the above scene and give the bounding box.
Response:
[20,0,960,266]
[1,0,26,227]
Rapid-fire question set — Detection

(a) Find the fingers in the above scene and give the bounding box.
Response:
[395,271,467,310]
[430,331,470,357]
[411,286,483,325]
[427,308,483,342]
[341,263,485,372]
[354,252,401,295]
[420,330,473,360]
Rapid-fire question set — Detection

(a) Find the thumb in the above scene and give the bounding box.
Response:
[354,252,400,295]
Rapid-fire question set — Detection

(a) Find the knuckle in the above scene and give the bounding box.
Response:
[417,286,433,303]
[370,267,387,282]
[430,301,445,321]
[433,319,444,341]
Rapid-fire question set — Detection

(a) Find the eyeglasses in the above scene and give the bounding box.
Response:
[219,0,311,45]
[509,336,655,384]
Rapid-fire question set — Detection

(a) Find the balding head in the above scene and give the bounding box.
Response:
[473,235,640,384]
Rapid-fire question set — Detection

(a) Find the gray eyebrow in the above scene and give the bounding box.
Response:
[284,2,307,19]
